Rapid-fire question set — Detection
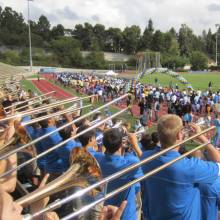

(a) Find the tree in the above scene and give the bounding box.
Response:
[151,30,164,52]
[123,25,141,54]
[30,33,44,47]
[0,7,26,34]
[73,24,84,40]
[147,18,154,32]
[168,38,180,56]
[36,15,51,41]
[93,24,106,50]
[191,35,203,52]
[205,29,215,59]
[4,50,20,65]
[163,32,173,52]
[178,24,194,57]
[51,24,65,39]
[0,7,27,46]
[0,6,2,23]
[169,27,177,38]
[105,27,123,52]
[51,37,83,67]
[84,51,106,69]
[73,23,94,50]
[140,19,154,50]
[161,55,188,69]
[190,51,208,70]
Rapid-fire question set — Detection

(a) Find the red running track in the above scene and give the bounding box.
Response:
[32,80,73,99]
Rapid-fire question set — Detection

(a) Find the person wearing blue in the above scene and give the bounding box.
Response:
[56,125,82,171]
[70,124,104,220]
[76,124,103,161]
[141,114,220,220]
[25,115,66,175]
[98,128,143,220]
[213,113,220,148]
[199,177,220,220]
[182,111,192,126]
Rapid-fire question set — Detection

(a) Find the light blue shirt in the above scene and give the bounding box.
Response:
[56,140,82,171]
[199,177,220,220]
[98,153,143,220]
[141,148,219,220]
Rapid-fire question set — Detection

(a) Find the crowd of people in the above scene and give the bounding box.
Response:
[55,72,220,147]
[0,74,220,220]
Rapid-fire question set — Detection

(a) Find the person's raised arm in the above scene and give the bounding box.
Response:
[128,133,142,158]
[190,123,220,163]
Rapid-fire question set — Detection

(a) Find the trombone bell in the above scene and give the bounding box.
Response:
[16,147,103,207]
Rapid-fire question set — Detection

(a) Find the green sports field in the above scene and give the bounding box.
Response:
[140,72,220,91]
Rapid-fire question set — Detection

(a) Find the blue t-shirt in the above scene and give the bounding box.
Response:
[141,148,219,220]
[214,119,220,133]
[199,177,220,220]
[87,147,104,162]
[21,115,32,123]
[56,140,82,171]
[27,126,65,173]
[183,113,192,122]
[98,153,143,220]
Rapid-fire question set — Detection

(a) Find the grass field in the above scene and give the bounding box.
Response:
[21,79,41,94]
[140,72,220,91]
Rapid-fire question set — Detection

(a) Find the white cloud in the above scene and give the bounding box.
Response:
[0,0,220,34]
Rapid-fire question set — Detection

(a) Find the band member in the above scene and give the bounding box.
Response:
[199,176,220,220]
[98,128,143,220]
[56,125,82,171]
[25,115,66,175]
[76,124,103,160]
[141,114,220,220]
[213,112,220,148]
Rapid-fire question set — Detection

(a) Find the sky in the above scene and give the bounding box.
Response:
[0,0,220,35]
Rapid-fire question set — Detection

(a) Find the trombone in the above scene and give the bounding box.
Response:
[4,91,56,110]
[64,142,210,220]
[0,94,129,178]
[16,107,128,207]
[21,104,92,127]
[0,95,93,123]
[21,126,214,220]
[10,96,53,112]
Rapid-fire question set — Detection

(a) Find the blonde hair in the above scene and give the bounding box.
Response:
[157,114,183,148]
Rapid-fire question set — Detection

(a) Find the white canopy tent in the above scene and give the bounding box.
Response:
[105,70,118,76]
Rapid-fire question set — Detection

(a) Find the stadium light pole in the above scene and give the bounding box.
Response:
[216,24,220,66]
[27,0,33,72]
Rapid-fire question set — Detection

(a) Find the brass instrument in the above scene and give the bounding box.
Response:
[0,94,129,163]
[4,91,56,110]
[21,104,92,127]
[13,96,53,112]
[0,81,217,220]
[0,107,128,178]
[0,95,93,123]
[23,127,214,220]
[16,147,102,207]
